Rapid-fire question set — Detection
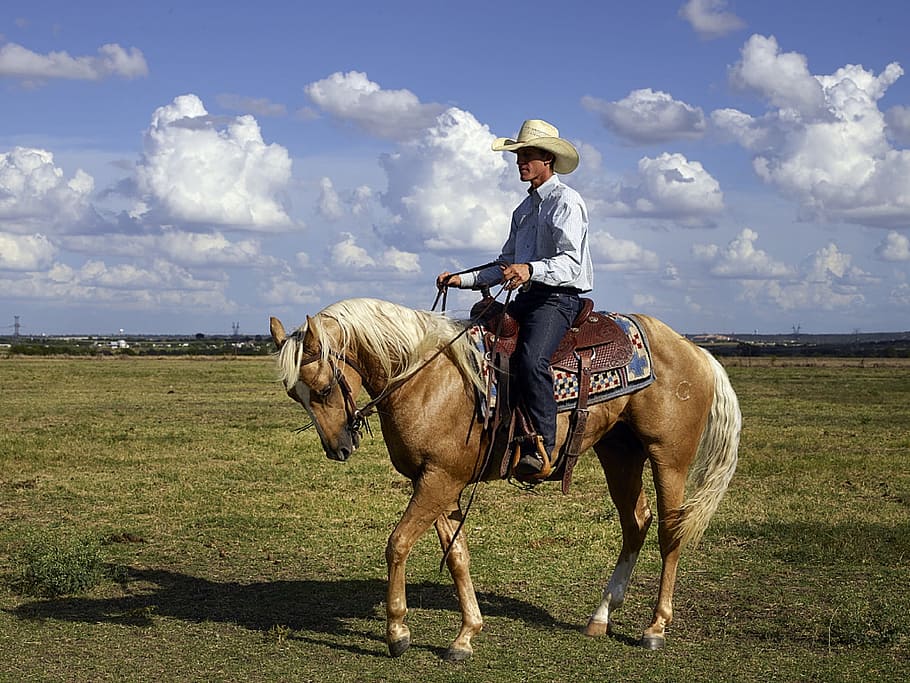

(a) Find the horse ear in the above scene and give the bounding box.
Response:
[305,314,319,340]
[269,316,287,349]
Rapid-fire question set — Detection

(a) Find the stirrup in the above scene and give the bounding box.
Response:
[511,435,553,482]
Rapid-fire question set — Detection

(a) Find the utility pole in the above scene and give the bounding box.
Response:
[14,316,20,338]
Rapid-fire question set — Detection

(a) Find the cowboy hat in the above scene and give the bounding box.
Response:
[491,119,579,174]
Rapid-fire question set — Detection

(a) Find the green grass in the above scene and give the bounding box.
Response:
[0,356,908,681]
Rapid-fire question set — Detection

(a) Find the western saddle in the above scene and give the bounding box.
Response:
[469,295,633,492]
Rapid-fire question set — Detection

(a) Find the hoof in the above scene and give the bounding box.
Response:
[388,636,411,658]
[443,647,472,663]
[639,634,665,650]
[583,620,609,637]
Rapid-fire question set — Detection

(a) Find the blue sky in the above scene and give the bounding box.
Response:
[2,0,909,336]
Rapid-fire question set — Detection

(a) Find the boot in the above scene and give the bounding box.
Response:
[514,435,552,479]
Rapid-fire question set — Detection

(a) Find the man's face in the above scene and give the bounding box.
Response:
[516,147,553,185]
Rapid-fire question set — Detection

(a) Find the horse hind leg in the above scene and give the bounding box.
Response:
[434,504,483,662]
[584,425,652,638]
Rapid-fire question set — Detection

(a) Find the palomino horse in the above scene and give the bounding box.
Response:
[270,297,740,661]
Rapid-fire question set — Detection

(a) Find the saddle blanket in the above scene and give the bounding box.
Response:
[468,312,655,413]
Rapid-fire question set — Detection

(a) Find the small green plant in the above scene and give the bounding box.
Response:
[16,530,106,597]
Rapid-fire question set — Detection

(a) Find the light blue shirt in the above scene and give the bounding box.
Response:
[460,175,593,292]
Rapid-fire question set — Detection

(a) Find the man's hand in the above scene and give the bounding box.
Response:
[436,271,461,288]
[501,263,531,290]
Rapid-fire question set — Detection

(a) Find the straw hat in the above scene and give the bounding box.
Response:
[491,119,579,174]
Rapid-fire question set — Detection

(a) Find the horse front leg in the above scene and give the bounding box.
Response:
[385,473,462,658]
[434,504,482,661]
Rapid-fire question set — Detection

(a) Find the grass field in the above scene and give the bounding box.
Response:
[1,356,908,682]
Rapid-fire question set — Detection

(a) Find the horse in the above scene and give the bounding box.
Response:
[269,296,740,661]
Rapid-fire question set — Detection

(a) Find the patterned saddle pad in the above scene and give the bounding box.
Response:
[469,311,655,413]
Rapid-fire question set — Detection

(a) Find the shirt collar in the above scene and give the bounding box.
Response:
[528,174,560,201]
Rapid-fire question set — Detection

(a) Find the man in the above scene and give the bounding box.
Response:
[437,119,593,477]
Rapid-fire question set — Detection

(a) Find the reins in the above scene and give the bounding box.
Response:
[297,266,516,573]
[431,271,516,573]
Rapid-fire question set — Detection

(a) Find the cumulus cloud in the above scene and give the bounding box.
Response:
[599,152,724,225]
[0,232,56,270]
[0,147,94,231]
[304,71,447,140]
[0,42,148,82]
[317,177,344,221]
[890,283,910,307]
[875,231,910,262]
[0,258,234,311]
[378,107,517,253]
[59,230,274,268]
[679,0,745,39]
[330,233,420,275]
[741,243,868,311]
[133,94,293,229]
[729,35,827,115]
[885,105,910,146]
[582,89,706,144]
[715,34,910,229]
[589,231,659,271]
[693,228,793,278]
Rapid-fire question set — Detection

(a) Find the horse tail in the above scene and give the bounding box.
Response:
[676,347,741,549]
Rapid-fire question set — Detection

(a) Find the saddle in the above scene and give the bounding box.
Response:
[470,296,633,376]
[470,296,633,492]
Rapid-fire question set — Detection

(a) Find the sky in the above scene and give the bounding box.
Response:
[2,0,910,336]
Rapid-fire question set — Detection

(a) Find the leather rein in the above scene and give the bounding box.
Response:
[295,262,510,448]
[293,349,374,442]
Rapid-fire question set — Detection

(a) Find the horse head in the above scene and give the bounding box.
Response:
[270,314,364,462]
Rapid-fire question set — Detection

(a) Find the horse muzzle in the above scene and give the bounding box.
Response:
[323,425,361,462]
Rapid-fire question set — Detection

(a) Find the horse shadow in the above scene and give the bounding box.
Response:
[8,567,582,657]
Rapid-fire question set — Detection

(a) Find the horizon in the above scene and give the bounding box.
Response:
[2,1,909,336]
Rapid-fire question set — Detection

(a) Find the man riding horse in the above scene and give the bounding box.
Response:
[437,118,593,478]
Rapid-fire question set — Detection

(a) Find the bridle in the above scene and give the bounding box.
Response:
[293,348,374,442]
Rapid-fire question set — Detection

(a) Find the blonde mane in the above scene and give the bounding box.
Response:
[277,298,484,394]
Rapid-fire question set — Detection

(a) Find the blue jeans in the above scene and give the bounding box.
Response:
[507,287,583,455]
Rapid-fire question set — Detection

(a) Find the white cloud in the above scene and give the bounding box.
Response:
[740,243,868,311]
[589,231,659,271]
[600,152,724,224]
[330,233,420,275]
[693,228,793,278]
[0,42,148,81]
[305,71,447,140]
[729,35,825,115]
[260,274,321,307]
[582,89,706,144]
[0,147,94,231]
[60,230,275,268]
[134,94,293,229]
[715,34,910,229]
[378,107,517,253]
[679,0,745,39]
[885,105,910,146]
[890,283,910,307]
[0,232,56,270]
[317,177,344,221]
[0,258,234,311]
[875,231,910,262]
